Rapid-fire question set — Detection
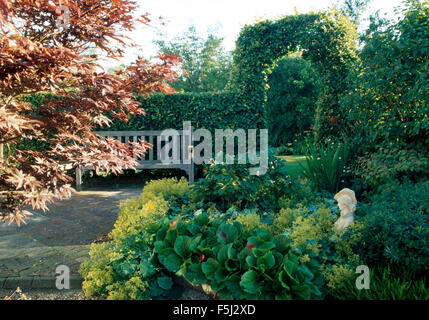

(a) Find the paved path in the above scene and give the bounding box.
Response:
[0,187,142,289]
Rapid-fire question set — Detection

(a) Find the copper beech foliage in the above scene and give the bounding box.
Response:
[0,0,180,225]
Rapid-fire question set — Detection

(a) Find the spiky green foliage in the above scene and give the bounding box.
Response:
[301,141,350,193]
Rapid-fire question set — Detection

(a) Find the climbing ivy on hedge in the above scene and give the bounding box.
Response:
[230,11,358,139]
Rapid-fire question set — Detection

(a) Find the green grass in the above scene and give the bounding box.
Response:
[277,155,307,178]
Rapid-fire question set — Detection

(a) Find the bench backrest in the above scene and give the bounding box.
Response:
[95,130,192,164]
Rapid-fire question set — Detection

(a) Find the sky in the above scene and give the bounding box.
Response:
[99,0,406,70]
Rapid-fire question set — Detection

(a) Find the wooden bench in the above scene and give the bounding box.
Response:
[75,129,195,191]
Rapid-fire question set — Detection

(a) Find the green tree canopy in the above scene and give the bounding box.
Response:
[342,0,429,149]
[154,26,232,93]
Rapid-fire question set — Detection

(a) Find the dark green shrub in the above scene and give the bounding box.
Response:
[357,181,429,272]
[356,146,429,190]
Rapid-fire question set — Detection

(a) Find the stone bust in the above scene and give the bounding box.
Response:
[334,188,357,231]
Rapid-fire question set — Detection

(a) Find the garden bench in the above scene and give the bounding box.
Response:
[75,130,195,191]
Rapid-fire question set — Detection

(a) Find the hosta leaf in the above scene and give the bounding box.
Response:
[154,240,168,253]
[297,264,314,280]
[217,245,229,264]
[283,259,298,275]
[247,236,275,250]
[225,275,242,298]
[215,269,227,282]
[164,228,178,246]
[194,213,210,226]
[227,246,238,260]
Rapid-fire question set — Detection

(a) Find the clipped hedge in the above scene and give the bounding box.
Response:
[105,91,263,132]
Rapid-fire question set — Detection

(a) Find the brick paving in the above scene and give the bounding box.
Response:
[0,187,142,289]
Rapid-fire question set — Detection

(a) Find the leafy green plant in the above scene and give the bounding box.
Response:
[153,213,326,300]
[301,141,350,193]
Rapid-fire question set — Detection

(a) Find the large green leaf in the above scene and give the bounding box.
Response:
[158,248,182,272]
[278,271,291,290]
[247,236,275,250]
[292,284,312,300]
[174,236,192,258]
[225,275,243,298]
[240,270,261,294]
[157,276,173,290]
[184,263,207,285]
[189,234,202,253]
[201,258,220,278]
[256,251,276,272]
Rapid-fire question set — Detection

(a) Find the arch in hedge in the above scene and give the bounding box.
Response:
[231,11,358,135]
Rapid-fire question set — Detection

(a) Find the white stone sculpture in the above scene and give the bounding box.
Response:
[334,188,357,231]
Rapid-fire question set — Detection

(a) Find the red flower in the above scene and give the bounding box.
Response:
[170,221,177,227]
[245,244,255,249]
[328,117,338,123]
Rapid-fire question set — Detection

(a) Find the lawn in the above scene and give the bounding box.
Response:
[277,155,307,178]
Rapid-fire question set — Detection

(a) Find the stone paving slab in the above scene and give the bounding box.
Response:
[0,187,142,289]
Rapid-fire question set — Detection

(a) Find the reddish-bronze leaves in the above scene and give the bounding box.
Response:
[0,0,179,224]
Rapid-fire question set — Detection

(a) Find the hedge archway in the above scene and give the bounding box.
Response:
[231,11,358,137]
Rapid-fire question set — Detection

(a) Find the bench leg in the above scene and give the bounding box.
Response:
[76,166,82,191]
[188,163,194,183]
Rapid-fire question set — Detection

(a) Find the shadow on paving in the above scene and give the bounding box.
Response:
[0,187,143,278]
